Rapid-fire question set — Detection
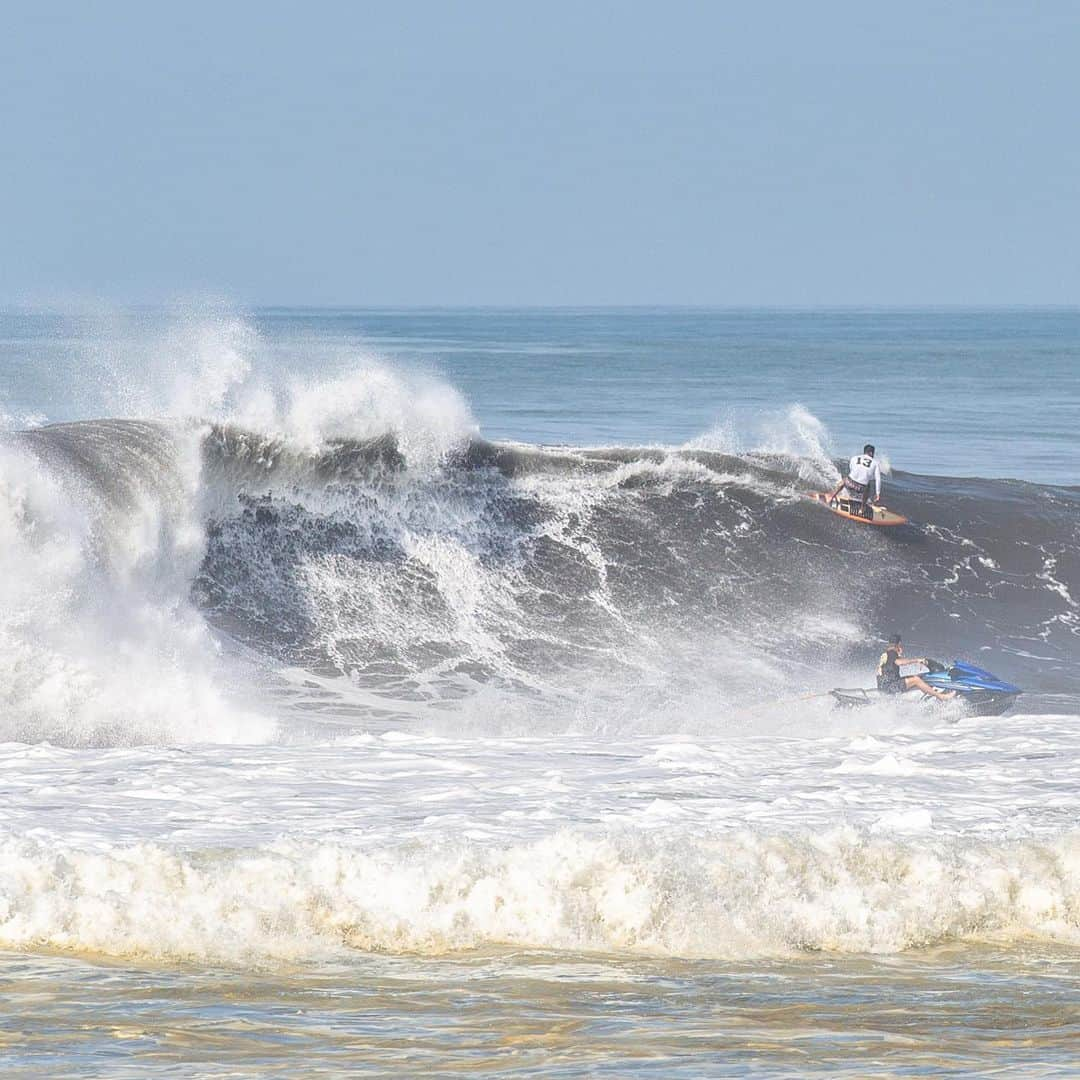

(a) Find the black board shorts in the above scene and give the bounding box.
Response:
[877,675,905,695]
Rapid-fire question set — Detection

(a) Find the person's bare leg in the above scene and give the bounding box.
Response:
[905,675,956,701]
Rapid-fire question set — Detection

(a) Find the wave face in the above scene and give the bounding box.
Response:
[2,406,1078,743]
[193,426,1080,716]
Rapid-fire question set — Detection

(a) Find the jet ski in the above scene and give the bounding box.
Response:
[831,659,1021,718]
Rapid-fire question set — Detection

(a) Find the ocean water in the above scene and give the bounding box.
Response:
[0,307,1077,1076]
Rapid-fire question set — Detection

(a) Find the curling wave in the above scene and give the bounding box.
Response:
[191,420,1080,713]
[0,404,1078,743]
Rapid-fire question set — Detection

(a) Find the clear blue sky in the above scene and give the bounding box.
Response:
[2,1,1078,306]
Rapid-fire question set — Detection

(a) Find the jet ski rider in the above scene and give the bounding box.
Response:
[829,444,881,519]
[877,635,956,701]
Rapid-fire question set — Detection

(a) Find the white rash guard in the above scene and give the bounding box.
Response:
[844,454,881,500]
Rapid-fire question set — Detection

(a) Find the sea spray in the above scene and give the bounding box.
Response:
[0,426,269,745]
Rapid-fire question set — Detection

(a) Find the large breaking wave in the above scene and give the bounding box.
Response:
[0,385,1077,746]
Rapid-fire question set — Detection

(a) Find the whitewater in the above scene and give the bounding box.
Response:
[0,307,1077,1076]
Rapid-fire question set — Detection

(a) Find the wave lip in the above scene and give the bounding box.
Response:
[0,828,1076,964]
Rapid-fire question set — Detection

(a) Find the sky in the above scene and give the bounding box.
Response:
[2,1,1078,307]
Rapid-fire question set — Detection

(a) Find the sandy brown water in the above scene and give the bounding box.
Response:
[1,944,1077,1077]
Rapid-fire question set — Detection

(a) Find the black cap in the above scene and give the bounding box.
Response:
[888,633,902,645]
[863,444,875,456]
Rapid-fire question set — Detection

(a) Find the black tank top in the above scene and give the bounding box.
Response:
[879,646,901,680]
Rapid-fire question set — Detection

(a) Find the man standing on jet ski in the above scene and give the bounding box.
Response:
[877,635,956,701]
[829,444,881,519]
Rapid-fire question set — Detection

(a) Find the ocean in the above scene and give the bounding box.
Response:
[0,307,1077,1076]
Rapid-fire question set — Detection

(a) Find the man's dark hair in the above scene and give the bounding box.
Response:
[888,633,902,645]
[863,444,875,456]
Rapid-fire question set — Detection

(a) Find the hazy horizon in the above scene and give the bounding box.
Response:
[6,301,1080,314]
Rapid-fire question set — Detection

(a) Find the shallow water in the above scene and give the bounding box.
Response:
[2,946,1077,1076]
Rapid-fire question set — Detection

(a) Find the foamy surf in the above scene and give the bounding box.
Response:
[1,827,1076,963]
[0,716,1076,964]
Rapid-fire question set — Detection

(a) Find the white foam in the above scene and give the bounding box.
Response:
[0,436,270,746]
[685,403,840,486]
[0,717,1075,964]
[871,809,935,834]
[0,822,1074,964]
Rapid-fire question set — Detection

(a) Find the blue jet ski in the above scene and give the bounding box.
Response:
[831,658,1021,717]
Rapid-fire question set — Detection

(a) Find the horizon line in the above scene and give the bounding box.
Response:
[3,302,1080,315]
